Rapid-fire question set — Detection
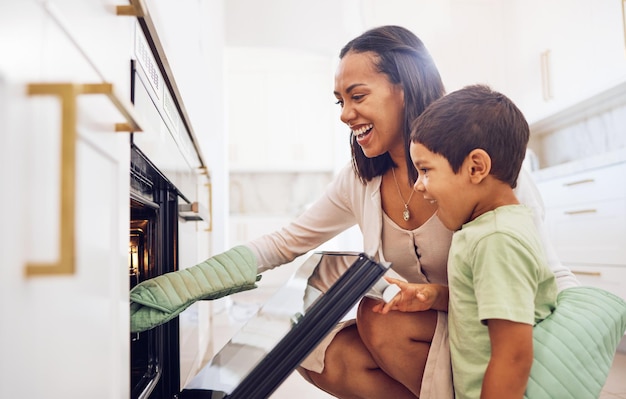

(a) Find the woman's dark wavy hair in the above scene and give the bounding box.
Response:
[340,25,446,185]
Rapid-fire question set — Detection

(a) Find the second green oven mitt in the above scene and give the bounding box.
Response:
[525,286,626,399]
[130,245,260,333]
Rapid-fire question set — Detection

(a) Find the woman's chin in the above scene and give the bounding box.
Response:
[360,145,384,158]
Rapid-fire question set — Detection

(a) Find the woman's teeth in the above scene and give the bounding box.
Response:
[352,124,373,138]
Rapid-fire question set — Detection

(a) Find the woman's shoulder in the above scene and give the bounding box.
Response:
[333,163,379,190]
[325,163,381,214]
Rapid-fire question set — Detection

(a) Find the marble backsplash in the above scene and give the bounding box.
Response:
[227,171,362,252]
[229,171,334,216]
[530,103,626,169]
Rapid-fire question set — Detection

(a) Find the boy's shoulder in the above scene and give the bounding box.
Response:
[466,204,532,230]
[457,204,537,246]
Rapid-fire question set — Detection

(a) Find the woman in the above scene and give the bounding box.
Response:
[248,25,579,398]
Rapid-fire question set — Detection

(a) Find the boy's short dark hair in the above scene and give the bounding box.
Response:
[410,84,529,188]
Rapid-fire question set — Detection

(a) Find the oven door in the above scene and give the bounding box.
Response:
[179,252,389,399]
[130,146,182,399]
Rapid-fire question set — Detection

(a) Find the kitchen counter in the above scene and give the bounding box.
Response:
[532,147,626,182]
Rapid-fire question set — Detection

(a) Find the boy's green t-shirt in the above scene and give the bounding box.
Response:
[448,204,557,399]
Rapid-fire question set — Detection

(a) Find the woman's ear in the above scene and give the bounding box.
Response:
[467,149,491,183]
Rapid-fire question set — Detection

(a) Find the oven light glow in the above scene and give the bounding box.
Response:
[129,243,139,276]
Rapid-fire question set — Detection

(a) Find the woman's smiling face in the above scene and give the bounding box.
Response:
[334,51,405,158]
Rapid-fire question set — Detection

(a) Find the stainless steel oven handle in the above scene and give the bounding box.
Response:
[137,365,161,399]
[178,201,210,222]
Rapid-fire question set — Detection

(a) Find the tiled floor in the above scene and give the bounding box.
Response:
[273,340,626,399]
[600,350,626,399]
[210,264,626,398]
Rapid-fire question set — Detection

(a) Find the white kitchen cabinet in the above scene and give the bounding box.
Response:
[568,264,626,302]
[45,0,133,91]
[226,47,338,172]
[536,161,626,208]
[546,197,626,266]
[503,0,626,124]
[0,1,133,398]
[535,159,626,301]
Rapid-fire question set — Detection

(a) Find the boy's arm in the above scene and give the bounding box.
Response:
[372,277,449,313]
[482,319,533,399]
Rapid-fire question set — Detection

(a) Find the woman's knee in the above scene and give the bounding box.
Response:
[325,325,375,371]
[356,297,389,348]
[357,298,438,351]
[307,326,377,397]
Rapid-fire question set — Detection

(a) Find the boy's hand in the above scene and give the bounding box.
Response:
[372,277,447,313]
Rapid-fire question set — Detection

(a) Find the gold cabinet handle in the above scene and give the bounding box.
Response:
[572,270,602,277]
[205,182,213,232]
[622,0,626,52]
[563,178,595,187]
[80,83,143,132]
[116,0,146,17]
[197,167,213,232]
[540,49,553,101]
[25,83,142,277]
[564,209,597,215]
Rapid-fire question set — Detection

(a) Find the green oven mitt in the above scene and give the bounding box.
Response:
[130,245,260,333]
[525,286,626,399]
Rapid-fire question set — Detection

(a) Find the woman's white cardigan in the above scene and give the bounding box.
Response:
[247,163,579,291]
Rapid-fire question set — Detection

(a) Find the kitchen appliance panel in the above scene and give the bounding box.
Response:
[129,29,210,396]
[132,69,197,199]
[131,22,201,193]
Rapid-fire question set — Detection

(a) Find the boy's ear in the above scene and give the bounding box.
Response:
[466,149,491,183]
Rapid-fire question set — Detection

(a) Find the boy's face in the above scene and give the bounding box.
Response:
[410,142,473,231]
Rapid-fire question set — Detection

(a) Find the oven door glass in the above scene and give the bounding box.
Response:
[180,252,388,399]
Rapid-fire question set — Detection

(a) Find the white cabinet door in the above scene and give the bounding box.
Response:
[0,1,131,398]
[544,0,626,112]
[546,198,626,266]
[47,0,134,91]
[569,264,626,302]
[504,0,626,124]
[537,162,626,207]
[536,160,626,313]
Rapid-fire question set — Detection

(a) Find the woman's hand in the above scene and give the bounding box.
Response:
[372,278,448,314]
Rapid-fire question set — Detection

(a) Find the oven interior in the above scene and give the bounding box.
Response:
[130,146,181,399]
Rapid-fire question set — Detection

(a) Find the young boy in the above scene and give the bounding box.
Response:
[381,84,558,398]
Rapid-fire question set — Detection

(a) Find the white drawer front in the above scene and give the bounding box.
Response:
[569,265,626,302]
[546,198,626,266]
[537,162,626,208]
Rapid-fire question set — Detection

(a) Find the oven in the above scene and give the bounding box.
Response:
[129,147,181,399]
[129,21,210,399]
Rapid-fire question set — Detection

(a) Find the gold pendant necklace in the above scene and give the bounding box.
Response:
[391,168,415,221]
